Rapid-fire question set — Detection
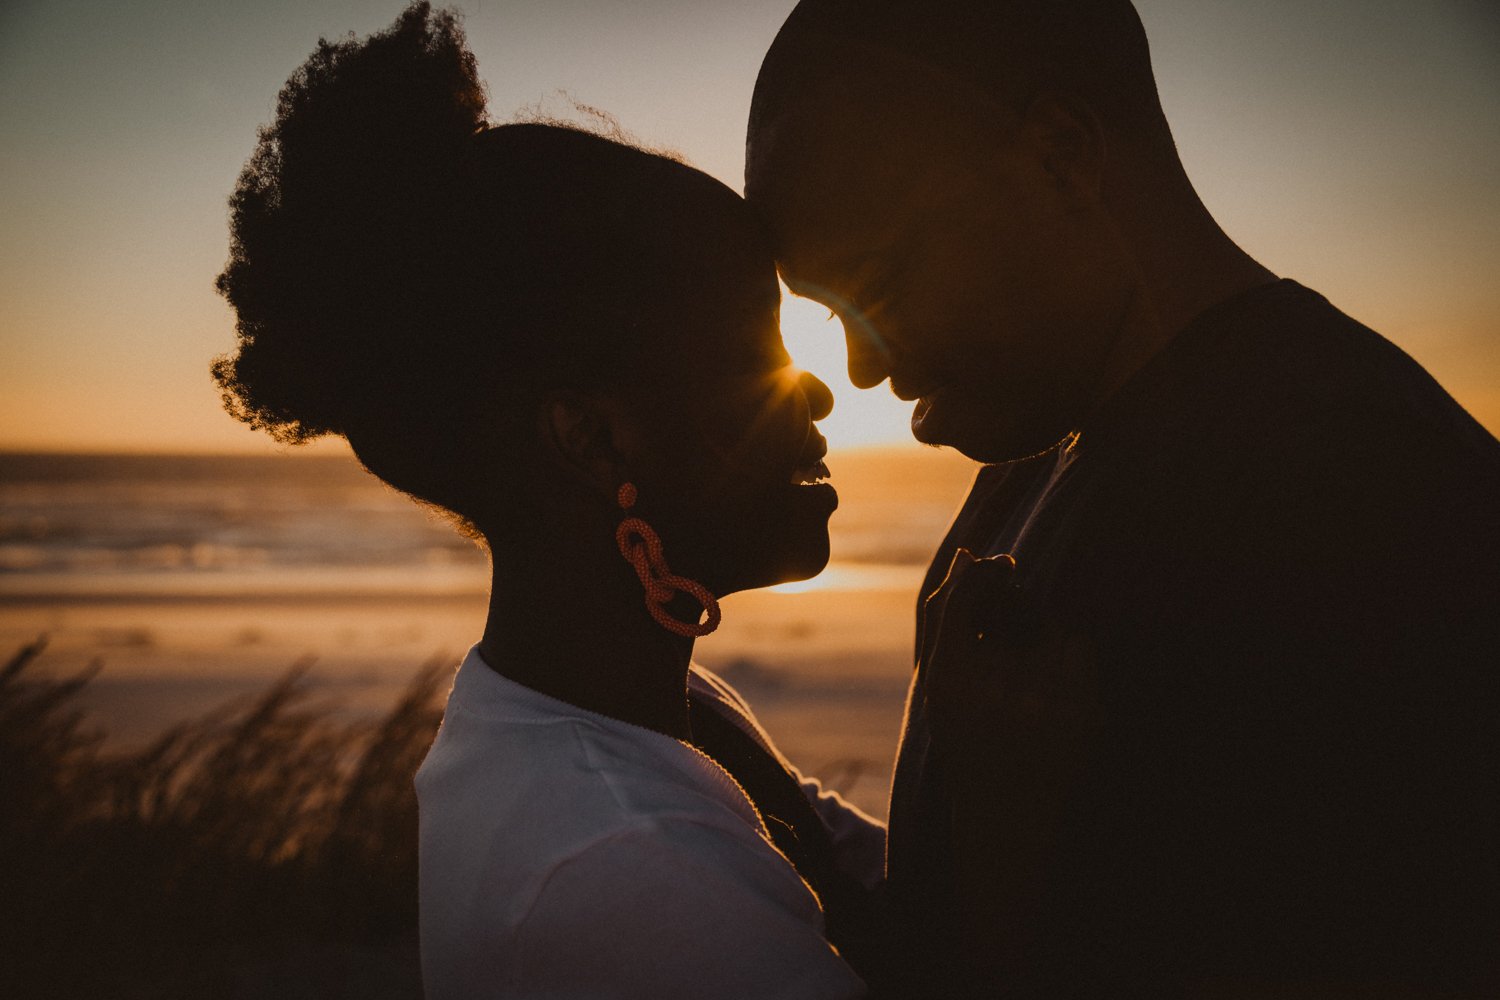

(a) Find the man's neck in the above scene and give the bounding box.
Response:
[1095,180,1279,409]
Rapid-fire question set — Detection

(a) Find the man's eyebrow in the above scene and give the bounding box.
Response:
[779,273,825,302]
[781,265,866,311]
[781,230,920,312]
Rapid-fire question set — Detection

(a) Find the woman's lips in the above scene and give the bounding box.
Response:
[788,458,837,512]
[789,459,831,486]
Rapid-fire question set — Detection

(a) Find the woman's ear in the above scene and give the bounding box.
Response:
[536,390,630,500]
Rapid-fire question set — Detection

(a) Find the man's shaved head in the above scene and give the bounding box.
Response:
[743,0,1255,462]
[748,0,1173,169]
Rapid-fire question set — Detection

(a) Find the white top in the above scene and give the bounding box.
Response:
[416,646,882,999]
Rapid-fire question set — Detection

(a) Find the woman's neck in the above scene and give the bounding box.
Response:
[478,552,697,741]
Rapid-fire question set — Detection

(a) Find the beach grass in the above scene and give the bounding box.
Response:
[1,638,441,997]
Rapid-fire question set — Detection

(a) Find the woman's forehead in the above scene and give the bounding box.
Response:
[644,289,788,385]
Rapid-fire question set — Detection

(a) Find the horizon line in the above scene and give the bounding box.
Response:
[0,440,941,460]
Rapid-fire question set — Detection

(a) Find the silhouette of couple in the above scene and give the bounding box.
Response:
[214,2,1499,997]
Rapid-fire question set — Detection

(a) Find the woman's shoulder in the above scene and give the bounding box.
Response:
[423,803,859,1000]
[418,649,761,835]
[498,817,862,1000]
[416,653,863,999]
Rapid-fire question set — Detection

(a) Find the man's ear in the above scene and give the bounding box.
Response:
[536,391,630,501]
[1021,92,1106,205]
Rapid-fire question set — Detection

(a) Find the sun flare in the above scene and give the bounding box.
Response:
[778,283,915,450]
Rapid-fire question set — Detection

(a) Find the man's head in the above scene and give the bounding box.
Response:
[746,0,1187,461]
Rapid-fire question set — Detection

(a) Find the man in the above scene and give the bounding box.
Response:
[746,1,1500,996]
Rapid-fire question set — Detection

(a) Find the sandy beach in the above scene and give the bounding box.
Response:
[2,445,977,819]
[7,584,920,818]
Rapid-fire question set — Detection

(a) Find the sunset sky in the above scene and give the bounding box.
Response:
[2,0,1496,455]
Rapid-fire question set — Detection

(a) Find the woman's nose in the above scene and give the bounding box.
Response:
[798,369,835,422]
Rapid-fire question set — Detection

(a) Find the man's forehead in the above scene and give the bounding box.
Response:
[751,37,1009,154]
[748,46,1010,207]
[751,146,899,289]
[749,125,975,286]
[751,95,922,220]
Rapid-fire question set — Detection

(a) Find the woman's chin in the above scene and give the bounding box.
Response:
[714,535,831,597]
[760,536,832,590]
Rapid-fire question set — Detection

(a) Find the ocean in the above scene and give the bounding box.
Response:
[1,446,976,816]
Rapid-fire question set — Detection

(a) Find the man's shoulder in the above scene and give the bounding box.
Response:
[1054,282,1500,625]
[1072,281,1499,517]
[1178,281,1495,462]
[1201,284,1500,520]
[923,281,1500,613]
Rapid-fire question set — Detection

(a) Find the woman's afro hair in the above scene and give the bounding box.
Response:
[212,2,488,445]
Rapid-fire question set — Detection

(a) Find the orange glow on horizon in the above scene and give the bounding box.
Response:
[0,1,1495,456]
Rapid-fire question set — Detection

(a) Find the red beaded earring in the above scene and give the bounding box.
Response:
[614,483,721,638]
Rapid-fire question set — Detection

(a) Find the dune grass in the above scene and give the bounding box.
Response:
[0,638,446,998]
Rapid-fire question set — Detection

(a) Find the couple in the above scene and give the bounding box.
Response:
[213,2,1500,997]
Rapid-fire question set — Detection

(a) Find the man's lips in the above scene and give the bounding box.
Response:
[890,370,945,403]
[896,375,947,416]
[910,386,951,441]
[891,382,928,403]
[892,369,950,442]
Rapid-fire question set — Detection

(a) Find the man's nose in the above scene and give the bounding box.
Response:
[844,320,892,389]
[798,369,834,422]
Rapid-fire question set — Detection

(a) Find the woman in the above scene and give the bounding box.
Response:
[212,4,883,998]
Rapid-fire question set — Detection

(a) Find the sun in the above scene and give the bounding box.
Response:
[778,283,849,389]
[778,282,915,451]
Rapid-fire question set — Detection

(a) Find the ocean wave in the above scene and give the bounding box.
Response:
[0,449,972,595]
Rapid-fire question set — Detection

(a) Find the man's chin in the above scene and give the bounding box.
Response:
[913,403,1074,464]
[949,438,1071,464]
